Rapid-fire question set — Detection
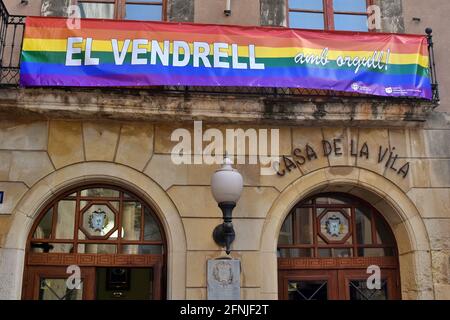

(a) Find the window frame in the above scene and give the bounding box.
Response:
[76,0,167,21]
[28,184,166,255]
[277,193,398,259]
[287,0,374,32]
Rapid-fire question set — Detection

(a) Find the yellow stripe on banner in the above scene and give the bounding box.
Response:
[23,38,430,67]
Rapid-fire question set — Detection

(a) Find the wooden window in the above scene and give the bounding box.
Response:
[77,0,166,21]
[288,0,373,31]
[24,184,166,300]
[28,185,165,256]
[277,193,397,259]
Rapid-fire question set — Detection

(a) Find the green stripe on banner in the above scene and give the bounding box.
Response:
[22,51,429,77]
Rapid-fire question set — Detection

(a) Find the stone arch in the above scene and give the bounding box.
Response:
[1,162,187,300]
[260,166,433,300]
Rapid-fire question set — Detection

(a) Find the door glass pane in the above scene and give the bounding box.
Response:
[375,218,395,245]
[355,207,372,244]
[278,248,312,258]
[289,0,324,10]
[31,243,74,253]
[39,278,83,300]
[122,202,142,240]
[358,247,394,257]
[80,188,120,198]
[77,244,117,254]
[289,12,325,30]
[318,248,331,257]
[333,248,352,257]
[55,200,75,239]
[288,280,328,300]
[121,244,163,254]
[125,4,162,21]
[334,14,368,31]
[334,0,367,12]
[315,195,353,204]
[349,279,388,300]
[318,248,353,257]
[96,268,153,300]
[143,208,162,241]
[297,208,313,244]
[80,200,89,211]
[78,3,114,19]
[33,208,53,239]
[278,214,293,245]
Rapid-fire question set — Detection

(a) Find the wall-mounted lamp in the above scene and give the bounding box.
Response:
[211,155,243,255]
[412,17,421,22]
[224,0,231,16]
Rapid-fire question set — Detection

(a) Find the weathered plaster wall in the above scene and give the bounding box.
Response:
[260,0,286,27]
[373,0,405,33]
[168,0,194,22]
[3,0,41,16]
[40,0,69,17]
[194,0,260,25]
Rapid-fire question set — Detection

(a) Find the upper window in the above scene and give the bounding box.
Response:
[278,194,396,258]
[77,0,165,21]
[288,0,371,31]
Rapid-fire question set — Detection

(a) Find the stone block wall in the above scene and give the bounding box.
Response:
[0,115,448,299]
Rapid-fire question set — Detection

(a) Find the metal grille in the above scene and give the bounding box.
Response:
[0,1,25,85]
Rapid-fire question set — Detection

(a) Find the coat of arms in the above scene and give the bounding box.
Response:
[325,215,342,237]
[212,261,233,287]
[88,208,108,232]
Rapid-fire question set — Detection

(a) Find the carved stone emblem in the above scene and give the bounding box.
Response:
[212,261,233,287]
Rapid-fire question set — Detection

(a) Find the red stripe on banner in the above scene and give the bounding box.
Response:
[24,26,429,55]
[24,17,428,45]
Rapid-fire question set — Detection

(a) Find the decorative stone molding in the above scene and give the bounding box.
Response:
[0,88,436,126]
[2,162,187,300]
[259,166,434,299]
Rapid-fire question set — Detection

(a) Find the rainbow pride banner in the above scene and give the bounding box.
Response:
[20,17,432,99]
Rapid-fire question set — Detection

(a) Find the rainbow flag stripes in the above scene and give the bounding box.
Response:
[20,17,432,99]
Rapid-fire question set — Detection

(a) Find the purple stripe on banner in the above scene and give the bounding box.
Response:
[20,73,432,99]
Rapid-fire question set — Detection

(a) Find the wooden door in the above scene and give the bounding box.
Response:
[279,268,400,300]
[23,266,96,300]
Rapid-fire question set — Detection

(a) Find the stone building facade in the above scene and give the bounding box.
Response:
[0,0,448,300]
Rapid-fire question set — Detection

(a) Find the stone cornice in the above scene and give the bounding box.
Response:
[0,87,436,127]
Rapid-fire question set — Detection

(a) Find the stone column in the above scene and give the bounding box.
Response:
[0,248,25,299]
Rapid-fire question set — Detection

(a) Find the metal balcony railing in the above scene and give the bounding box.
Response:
[0,1,440,102]
[0,0,25,85]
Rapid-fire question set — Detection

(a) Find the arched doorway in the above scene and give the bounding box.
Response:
[22,184,166,300]
[277,193,401,300]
